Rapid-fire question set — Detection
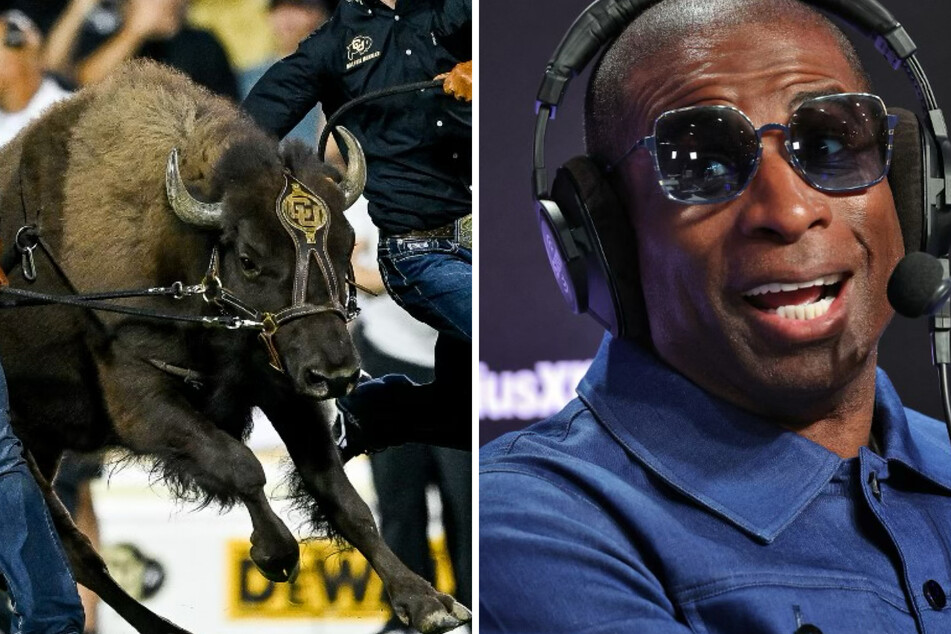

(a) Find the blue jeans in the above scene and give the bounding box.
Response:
[0,363,84,634]
[340,236,471,450]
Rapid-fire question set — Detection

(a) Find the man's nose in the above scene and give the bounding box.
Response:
[736,140,832,243]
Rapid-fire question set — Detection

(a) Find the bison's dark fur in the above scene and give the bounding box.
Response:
[0,61,469,634]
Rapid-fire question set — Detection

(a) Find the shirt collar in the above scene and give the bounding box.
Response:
[874,369,951,491]
[577,335,950,543]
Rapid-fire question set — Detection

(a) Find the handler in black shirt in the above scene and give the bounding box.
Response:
[244,0,472,457]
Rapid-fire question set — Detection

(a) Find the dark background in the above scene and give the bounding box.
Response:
[479,1,951,444]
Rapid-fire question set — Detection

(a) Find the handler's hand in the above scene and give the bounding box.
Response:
[437,60,472,102]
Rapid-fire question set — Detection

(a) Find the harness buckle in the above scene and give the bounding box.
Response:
[261,313,279,336]
[259,312,284,373]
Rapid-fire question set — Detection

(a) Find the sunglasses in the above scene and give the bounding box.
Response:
[609,93,898,205]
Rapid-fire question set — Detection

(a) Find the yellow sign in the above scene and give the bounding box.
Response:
[281,182,329,245]
[227,537,456,619]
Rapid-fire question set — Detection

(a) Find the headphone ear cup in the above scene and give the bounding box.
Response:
[548,156,646,338]
[536,194,590,316]
[889,107,926,254]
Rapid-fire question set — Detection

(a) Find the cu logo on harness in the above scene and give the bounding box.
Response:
[347,35,373,61]
[281,182,329,244]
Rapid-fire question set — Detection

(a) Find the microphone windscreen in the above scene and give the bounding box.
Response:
[888,252,945,318]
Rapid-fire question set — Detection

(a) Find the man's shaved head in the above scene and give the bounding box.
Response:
[584,0,871,162]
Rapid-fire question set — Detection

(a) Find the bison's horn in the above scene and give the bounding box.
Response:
[165,148,224,228]
[335,127,366,211]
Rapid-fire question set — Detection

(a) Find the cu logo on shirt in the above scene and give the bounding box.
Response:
[347,35,373,61]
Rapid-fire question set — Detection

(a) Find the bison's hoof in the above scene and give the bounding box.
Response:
[417,601,472,634]
[249,543,300,583]
[257,558,300,583]
[396,592,472,634]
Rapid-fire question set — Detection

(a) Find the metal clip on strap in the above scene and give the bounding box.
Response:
[15,225,37,282]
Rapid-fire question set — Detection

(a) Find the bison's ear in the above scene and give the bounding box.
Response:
[166,148,224,228]
[333,127,366,210]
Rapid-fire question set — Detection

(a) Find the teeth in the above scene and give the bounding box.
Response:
[772,297,835,320]
[744,274,843,297]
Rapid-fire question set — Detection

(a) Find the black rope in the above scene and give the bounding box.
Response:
[0,286,258,330]
[317,79,443,161]
[0,283,199,306]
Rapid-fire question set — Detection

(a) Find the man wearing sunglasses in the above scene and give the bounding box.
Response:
[480,0,949,632]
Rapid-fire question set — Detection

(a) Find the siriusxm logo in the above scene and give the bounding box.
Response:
[480,360,591,421]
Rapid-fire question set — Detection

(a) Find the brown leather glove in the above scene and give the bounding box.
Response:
[437,60,472,102]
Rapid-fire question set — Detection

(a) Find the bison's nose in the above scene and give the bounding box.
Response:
[306,368,361,398]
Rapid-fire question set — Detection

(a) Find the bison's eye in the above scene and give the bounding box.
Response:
[239,255,260,278]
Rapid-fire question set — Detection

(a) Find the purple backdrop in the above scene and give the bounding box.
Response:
[480,1,951,444]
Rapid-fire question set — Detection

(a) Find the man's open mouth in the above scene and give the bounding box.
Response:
[742,273,845,320]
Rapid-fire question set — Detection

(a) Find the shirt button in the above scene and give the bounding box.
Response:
[924,580,947,610]
[437,120,444,127]
[452,153,458,159]
[394,15,400,20]
[405,49,412,55]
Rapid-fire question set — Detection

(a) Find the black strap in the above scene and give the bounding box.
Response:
[317,79,443,161]
[0,286,256,329]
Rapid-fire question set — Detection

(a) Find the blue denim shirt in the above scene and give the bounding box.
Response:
[480,335,951,633]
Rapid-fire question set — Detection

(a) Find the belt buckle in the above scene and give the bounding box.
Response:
[454,215,472,250]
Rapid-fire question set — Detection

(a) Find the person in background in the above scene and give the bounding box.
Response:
[44,0,238,99]
[50,456,100,634]
[0,370,86,634]
[0,264,83,633]
[0,10,70,147]
[239,0,334,147]
[349,201,472,634]
[4,1,68,36]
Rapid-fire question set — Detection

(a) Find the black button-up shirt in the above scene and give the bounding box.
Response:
[243,0,471,235]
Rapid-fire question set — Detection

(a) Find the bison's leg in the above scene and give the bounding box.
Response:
[22,450,193,634]
[263,398,471,634]
[95,357,300,583]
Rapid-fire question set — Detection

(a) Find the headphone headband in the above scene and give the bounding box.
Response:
[538,0,909,109]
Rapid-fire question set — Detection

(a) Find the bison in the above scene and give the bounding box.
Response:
[0,60,470,634]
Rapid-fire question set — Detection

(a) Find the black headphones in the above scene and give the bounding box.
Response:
[533,0,951,339]
[3,13,27,49]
